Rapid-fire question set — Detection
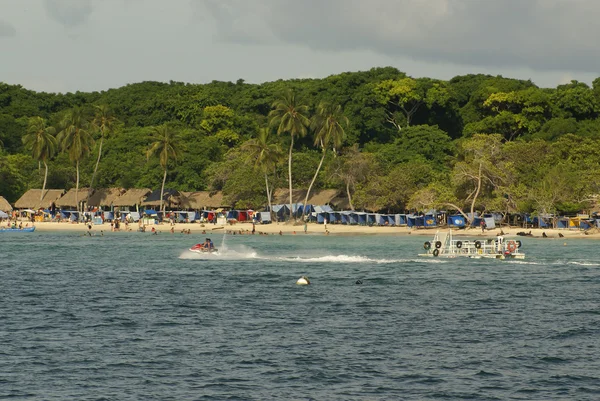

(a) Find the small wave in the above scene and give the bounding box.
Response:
[274,255,404,264]
[567,261,600,267]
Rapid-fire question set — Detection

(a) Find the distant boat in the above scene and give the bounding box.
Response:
[0,226,36,233]
[419,229,525,259]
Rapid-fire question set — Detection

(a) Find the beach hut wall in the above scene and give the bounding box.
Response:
[0,196,12,212]
[87,188,125,207]
[14,189,65,210]
[424,213,437,228]
[448,214,466,227]
[112,188,151,207]
[54,188,92,208]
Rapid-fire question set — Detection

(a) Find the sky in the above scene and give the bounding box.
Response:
[0,0,599,93]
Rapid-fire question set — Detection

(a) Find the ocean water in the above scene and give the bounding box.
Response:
[1,231,599,400]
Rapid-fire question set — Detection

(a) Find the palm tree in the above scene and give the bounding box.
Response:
[268,90,310,221]
[146,124,184,214]
[89,104,117,198]
[23,117,58,201]
[302,102,348,219]
[57,107,94,215]
[242,128,283,219]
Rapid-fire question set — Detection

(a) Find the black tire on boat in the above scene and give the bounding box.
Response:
[435,241,442,249]
[424,241,431,250]
[433,249,439,257]
[456,241,462,249]
[516,240,522,248]
[475,240,481,249]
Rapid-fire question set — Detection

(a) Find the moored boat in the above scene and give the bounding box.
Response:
[0,226,36,233]
[418,229,525,259]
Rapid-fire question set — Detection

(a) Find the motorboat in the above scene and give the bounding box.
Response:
[0,226,36,233]
[418,229,525,259]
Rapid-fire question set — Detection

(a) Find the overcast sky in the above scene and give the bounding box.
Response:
[1,0,598,93]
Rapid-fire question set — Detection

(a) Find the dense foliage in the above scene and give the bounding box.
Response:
[2,67,600,219]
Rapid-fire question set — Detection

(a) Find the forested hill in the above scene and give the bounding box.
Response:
[2,67,600,216]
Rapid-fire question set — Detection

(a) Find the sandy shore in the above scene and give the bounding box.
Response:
[24,221,600,239]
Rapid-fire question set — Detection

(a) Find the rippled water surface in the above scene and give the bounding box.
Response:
[1,231,600,400]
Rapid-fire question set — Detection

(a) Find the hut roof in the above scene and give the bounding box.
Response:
[307,189,340,206]
[14,189,65,210]
[176,191,226,209]
[273,189,308,204]
[0,196,12,212]
[112,188,151,207]
[55,188,92,208]
[88,188,126,207]
[141,188,180,206]
[272,188,341,206]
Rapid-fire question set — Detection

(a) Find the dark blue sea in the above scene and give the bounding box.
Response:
[1,231,600,400]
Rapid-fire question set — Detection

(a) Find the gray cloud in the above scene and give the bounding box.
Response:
[44,0,93,28]
[0,19,16,37]
[202,0,600,74]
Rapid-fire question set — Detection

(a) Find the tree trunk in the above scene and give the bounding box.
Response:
[160,167,167,215]
[41,161,48,201]
[89,135,104,201]
[301,148,326,220]
[264,172,273,222]
[76,160,80,218]
[346,181,354,211]
[288,136,294,222]
[470,163,483,225]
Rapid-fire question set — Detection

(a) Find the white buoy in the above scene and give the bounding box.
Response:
[296,276,310,285]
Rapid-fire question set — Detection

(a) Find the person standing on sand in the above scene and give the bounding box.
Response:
[252,222,256,234]
[324,218,327,231]
[304,221,307,234]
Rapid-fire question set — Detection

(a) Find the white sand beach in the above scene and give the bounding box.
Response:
[27,220,600,240]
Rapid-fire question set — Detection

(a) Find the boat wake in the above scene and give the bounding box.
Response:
[179,246,445,264]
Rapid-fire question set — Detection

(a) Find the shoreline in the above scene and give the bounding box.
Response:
[22,221,600,239]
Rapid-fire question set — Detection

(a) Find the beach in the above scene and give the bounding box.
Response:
[26,220,600,239]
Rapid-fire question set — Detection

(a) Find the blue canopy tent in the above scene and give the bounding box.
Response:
[532,216,551,228]
[299,204,314,216]
[354,212,367,225]
[340,211,352,225]
[103,211,114,221]
[396,214,407,226]
[268,205,287,222]
[327,211,341,224]
[382,215,395,226]
[423,212,438,228]
[556,217,569,229]
[448,214,466,228]
[257,211,272,224]
[472,215,496,229]
[407,214,425,228]
[367,213,377,225]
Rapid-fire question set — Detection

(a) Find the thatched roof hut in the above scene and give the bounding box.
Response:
[272,188,340,206]
[177,191,226,209]
[307,189,340,206]
[0,196,12,212]
[141,189,180,207]
[88,188,126,207]
[112,188,151,207]
[273,189,308,204]
[55,188,92,208]
[14,189,65,210]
